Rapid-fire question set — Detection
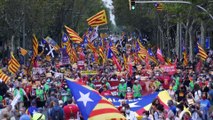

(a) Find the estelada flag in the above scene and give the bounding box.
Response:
[66,77,125,120]
[65,25,83,44]
[87,10,108,27]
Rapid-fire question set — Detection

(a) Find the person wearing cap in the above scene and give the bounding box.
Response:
[118,78,127,99]
[133,80,142,98]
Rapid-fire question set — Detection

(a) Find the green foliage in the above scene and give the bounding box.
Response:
[0,0,106,48]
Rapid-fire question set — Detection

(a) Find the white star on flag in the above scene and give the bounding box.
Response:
[77,91,93,107]
[129,101,140,108]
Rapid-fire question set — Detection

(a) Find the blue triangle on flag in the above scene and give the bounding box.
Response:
[66,79,102,119]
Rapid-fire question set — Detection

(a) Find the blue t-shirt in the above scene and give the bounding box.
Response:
[200,99,210,113]
[28,106,38,116]
[169,105,177,115]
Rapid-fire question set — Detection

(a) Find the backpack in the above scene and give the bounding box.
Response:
[50,106,63,120]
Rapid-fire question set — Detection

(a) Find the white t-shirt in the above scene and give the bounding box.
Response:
[194,90,201,102]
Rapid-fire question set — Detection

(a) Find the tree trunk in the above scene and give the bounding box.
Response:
[175,22,180,59]
[189,26,193,62]
[11,35,15,52]
[200,20,205,48]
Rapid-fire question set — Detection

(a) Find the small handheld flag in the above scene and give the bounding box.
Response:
[19,47,28,56]
[66,78,125,120]
[32,34,38,58]
[156,48,165,63]
[87,10,108,27]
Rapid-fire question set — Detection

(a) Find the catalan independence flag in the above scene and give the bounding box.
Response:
[98,46,106,64]
[65,25,83,44]
[8,53,20,74]
[66,77,125,120]
[32,34,38,58]
[87,42,97,53]
[0,71,10,83]
[66,40,77,63]
[196,43,208,61]
[87,10,108,27]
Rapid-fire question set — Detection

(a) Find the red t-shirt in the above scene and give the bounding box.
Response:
[157,75,171,90]
[24,85,32,96]
[63,104,79,120]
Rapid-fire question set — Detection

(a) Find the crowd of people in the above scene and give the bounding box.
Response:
[0,39,212,120]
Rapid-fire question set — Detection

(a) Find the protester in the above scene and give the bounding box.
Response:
[0,31,212,120]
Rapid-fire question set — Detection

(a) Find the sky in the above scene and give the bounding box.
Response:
[102,0,116,26]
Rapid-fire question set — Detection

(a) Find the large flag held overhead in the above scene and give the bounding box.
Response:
[65,25,83,44]
[8,53,20,74]
[0,71,10,83]
[106,90,171,116]
[66,78,125,120]
[32,34,39,58]
[196,43,208,61]
[87,10,108,27]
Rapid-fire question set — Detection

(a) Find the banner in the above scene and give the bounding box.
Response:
[80,71,98,75]
[60,48,70,65]
[160,65,177,75]
[32,67,46,80]
[77,60,85,70]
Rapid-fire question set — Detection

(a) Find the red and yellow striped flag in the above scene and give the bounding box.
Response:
[87,42,97,53]
[87,10,108,27]
[8,53,20,74]
[66,40,77,63]
[65,25,83,44]
[183,51,188,66]
[98,46,106,64]
[123,54,128,69]
[111,45,119,55]
[197,44,208,61]
[32,34,38,58]
[0,72,10,83]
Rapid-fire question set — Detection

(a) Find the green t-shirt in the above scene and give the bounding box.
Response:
[44,84,50,92]
[14,88,25,102]
[36,89,44,101]
[133,84,142,97]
